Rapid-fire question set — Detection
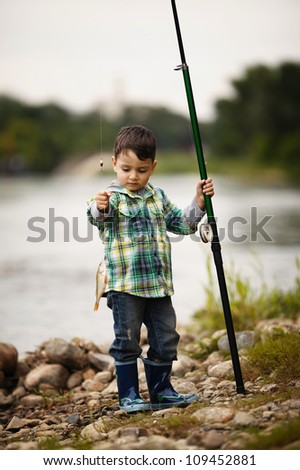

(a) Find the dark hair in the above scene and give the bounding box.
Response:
[114,125,156,161]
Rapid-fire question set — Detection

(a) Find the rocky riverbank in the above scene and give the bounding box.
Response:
[1,318,300,450]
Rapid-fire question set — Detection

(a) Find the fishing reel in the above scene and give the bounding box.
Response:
[199,219,213,243]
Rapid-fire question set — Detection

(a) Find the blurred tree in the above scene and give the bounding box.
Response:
[211,62,300,179]
[0,96,115,173]
[1,62,299,179]
[115,105,192,150]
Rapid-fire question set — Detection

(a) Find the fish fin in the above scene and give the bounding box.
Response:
[94,302,99,312]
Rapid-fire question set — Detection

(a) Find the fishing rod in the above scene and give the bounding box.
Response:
[170,0,245,395]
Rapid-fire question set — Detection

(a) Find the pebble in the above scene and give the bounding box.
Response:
[0,319,300,450]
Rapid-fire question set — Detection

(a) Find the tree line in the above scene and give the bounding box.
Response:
[0,61,299,180]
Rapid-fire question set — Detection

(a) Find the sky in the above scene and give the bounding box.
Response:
[0,0,300,120]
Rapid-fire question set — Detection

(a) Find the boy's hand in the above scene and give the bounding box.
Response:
[95,190,111,211]
[195,178,214,210]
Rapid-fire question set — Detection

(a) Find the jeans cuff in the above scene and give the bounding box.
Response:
[115,359,137,366]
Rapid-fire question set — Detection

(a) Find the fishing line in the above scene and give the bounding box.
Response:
[99,104,104,174]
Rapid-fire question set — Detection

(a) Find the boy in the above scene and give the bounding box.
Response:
[87,125,214,412]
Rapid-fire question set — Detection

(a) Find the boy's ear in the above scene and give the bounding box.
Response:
[111,155,117,172]
[151,160,158,174]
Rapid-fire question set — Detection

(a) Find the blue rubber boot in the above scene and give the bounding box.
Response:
[143,358,198,410]
[115,360,151,413]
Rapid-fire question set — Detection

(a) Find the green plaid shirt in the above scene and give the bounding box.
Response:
[87,181,203,298]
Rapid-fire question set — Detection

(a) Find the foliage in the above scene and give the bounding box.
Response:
[193,257,300,332]
[244,417,300,450]
[244,332,300,383]
[38,437,63,450]
[0,96,116,173]
[0,96,193,174]
[115,105,192,150]
[1,61,299,180]
[210,62,300,182]
[154,150,197,173]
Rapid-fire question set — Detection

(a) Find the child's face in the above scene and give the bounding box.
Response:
[112,150,157,191]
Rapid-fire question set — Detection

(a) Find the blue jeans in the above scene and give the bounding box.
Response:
[107,291,180,362]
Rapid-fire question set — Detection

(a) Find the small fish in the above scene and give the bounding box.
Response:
[94,259,107,311]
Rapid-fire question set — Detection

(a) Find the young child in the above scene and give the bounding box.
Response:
[87,125,214,412]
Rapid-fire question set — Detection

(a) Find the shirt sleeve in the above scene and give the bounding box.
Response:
[86,199,113,231]
[183,198,206,230]
[160,189,205,235]
[88,200,111,221]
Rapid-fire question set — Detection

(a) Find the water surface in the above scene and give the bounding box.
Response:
[0,174,299,356]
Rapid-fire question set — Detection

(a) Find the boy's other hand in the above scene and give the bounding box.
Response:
[195,178,214,210]
[95,190,112,211]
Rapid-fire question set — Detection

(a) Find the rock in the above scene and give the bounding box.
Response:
[0,370,5,386]
[115,427,149,440]
[218,331,256,352]
[6,441,39,450]
[67,371,83,389]
[71,337,101,352]
[193,406,235,424]
[203,351,224,367]
[82,379,107,392]
[0,393,14,407]
[232,411,258,427]
[256,318,298,336]
[43,338,86,370]
[114,409,127,417]
[138,435,178,450]
[152,407,181,418]
[207,360,234,379]
[172,354,196,377]
[11,385,27,399]
[83,368,96,380]
[16,361,30,378]
[80,419,107,440]
[284,439,300,450]
[87,352,114,371]
[0,324,299,452]
[202,430,226,449]
[211,329,227,341]
[260,383,279,393]
[172,379,198,396]
[216,380,235,390]
[186,431,203,446]
[6,416,26,431]
[19,394,44,407]
[0,343,18,376]
[24,364,69,391]
[66,413,81,425]
[101,378,118,395]
[94,371,112,384]
[282,399,300,409]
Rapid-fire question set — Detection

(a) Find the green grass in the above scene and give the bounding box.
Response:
[155,151,198,174]
[38,437,63,450]
[153,150,297,186]
[244,332,300,383]
[192,257,300,333]
[154,414,200,439]
[244,417,300,450]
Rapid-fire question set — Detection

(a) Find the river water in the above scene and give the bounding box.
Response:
[0,174,299,357]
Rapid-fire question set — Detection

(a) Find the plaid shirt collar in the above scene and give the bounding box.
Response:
[108,180,155,200]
